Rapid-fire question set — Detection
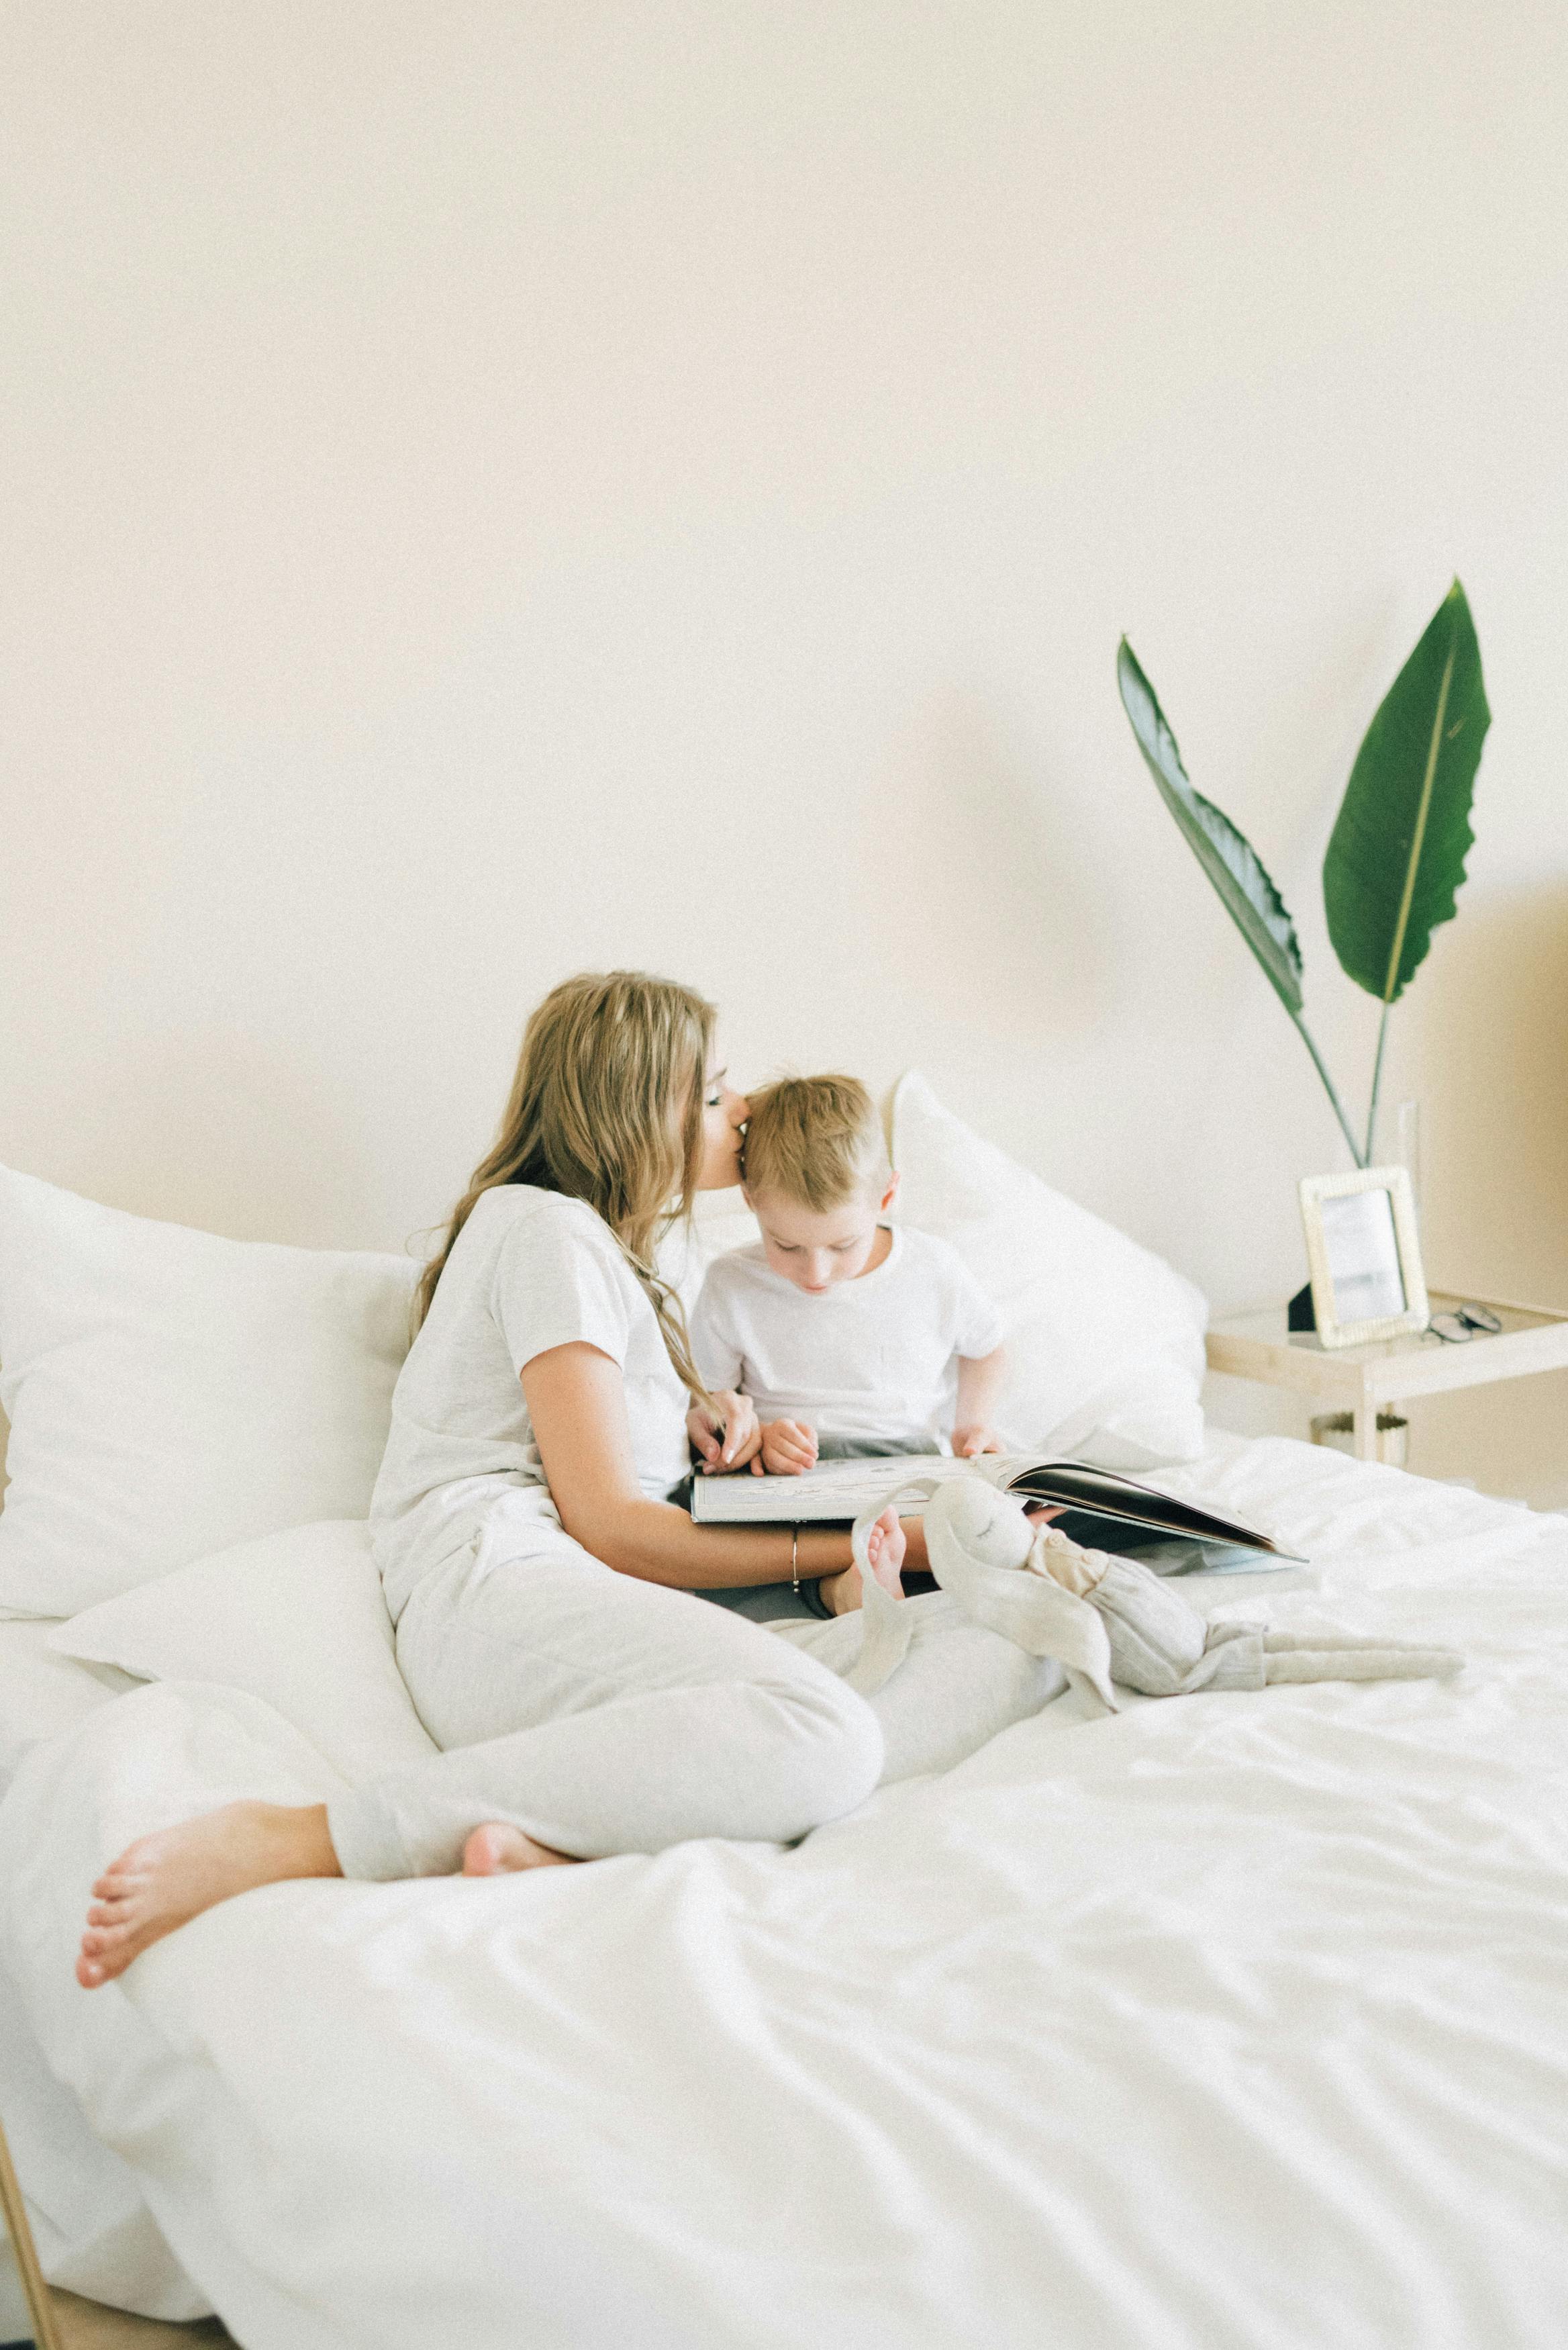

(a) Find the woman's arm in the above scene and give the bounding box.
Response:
[522,1342,927,1594]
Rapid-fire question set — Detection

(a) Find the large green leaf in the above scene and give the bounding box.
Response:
[1117,637,1304,1016]
[1324,579,1489,1004]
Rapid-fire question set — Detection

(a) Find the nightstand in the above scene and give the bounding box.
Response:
[1206,1292,1568,1462]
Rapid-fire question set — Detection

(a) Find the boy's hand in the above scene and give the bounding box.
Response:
[687,1392,762,1474]
[952,1423,1004,1458]
[758,1419,819,1476]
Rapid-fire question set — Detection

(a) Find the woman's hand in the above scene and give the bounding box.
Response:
[758,1419,819,1476]
[687,1391,762,1475]
[952,1423,1004,1458]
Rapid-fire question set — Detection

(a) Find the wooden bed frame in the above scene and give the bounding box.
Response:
[1,2116,232,2349]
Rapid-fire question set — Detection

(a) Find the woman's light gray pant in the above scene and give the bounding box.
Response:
[326,1529,885,1881]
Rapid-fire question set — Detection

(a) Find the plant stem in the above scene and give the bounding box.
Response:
[1364,1000,1392,1165]
[1290,1010,1365,1167]
[1359,622,1453,1170]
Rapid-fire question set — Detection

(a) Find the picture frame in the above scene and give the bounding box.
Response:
[1298,1165,1428,1350]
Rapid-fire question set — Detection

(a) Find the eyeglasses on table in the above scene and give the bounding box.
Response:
[1427,1303,1504,1344]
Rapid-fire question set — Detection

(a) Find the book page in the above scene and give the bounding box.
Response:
[689,1454,977,1523]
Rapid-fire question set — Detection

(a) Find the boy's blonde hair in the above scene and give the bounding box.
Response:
[741,1074,891,1211]
[418,970,714,1401]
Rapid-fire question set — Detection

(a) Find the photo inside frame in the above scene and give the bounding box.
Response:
[1320,1187,1406,1322]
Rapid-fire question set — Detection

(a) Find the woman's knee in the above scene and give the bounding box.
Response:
[760,1663,884,1834]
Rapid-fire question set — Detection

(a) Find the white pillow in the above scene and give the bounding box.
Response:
[0,1166,416,1618]
[661,1188,763,1318]
[48,1521,436,1784]
[889,1073,1207,1467]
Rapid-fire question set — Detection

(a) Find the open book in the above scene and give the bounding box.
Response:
[688,1452,1300,1565]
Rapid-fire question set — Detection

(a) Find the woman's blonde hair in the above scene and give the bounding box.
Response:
[740,1074,891,1210]
[417,970,716,1399]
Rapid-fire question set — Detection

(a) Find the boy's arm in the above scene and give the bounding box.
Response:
[952,1344,1007,1456]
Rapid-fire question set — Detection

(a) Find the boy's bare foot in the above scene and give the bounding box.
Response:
[77,1801,340,1989]
[821,1505,907,1615]
[462,1824,578,1875]
[864,1507,907,1597]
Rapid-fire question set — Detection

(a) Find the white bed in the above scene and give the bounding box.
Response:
[4,1431,1568,2349]
[0,1623,213,2334]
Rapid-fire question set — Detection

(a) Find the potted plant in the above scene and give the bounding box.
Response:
[1117,580,1489,1172]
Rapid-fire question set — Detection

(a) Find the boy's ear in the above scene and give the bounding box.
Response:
[879,1170,901,1213]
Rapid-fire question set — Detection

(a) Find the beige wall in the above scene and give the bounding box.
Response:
[2,3,1565,1495]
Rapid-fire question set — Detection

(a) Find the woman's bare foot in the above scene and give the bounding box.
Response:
[462,1824,578,1876]
[77,1801,340,1989]
[821,1505,907,1615]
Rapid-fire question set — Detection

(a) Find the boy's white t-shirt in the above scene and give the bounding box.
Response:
[371,1185,691,1620]
[689,1226,1004,1450]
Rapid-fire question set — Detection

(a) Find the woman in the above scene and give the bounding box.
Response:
[77,972,917,1987]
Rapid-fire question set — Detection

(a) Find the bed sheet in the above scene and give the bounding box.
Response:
[0,1619,137,1793]
[0,1623,211,2330]
[4,1436,1568,2349]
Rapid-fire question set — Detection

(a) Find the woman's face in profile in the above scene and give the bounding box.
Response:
[695,1051,748,1191]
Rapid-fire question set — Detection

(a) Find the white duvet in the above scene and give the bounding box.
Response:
[4,1435,1568,2350]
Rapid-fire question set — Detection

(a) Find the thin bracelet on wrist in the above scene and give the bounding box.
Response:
[790,1525,800,1595]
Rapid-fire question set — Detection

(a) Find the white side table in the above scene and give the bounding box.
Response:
[1206,1292,1568,1462]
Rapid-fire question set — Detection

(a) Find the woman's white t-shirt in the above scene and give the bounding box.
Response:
[371,1186,691,1620]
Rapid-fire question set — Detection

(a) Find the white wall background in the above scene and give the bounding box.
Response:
[2,2,1565,1493]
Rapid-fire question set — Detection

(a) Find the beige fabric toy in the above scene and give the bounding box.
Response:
[842,1475,1461,1712]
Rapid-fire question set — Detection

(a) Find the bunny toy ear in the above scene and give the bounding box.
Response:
[923,1481,1119,1715]
[842,1477,944,1697]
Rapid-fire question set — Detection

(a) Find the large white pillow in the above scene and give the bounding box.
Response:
[661,1188,763,1317]
[0,1166,416,1618]
[48,1520,436,1784]
[889,1073,1207,1467]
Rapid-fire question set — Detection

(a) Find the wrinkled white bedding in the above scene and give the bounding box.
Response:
[0,1624,209,2328]
[4,1435,1568,2349]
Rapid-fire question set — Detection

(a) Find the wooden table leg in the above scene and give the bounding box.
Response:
[1353,1375,1381,1462]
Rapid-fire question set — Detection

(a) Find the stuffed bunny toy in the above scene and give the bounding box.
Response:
[842,1474,1461,1711]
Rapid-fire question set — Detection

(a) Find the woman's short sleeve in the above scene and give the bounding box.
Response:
[489,1201,636,1377]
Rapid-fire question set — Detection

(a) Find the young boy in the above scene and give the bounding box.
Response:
[688,1074,1008,1478]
